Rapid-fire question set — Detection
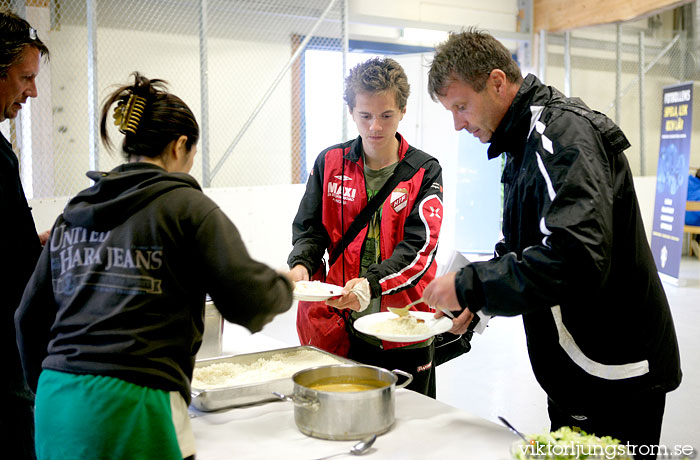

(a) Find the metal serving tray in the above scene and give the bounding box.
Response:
[190,345,353,411]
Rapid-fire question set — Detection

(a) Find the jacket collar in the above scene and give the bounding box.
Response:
[345,132,410,165]
[487,73,630,159]
[487,74,544,159]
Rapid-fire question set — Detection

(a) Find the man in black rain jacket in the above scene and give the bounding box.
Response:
[423,29,681,456]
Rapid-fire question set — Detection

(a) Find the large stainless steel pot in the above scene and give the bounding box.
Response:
[274,364,412,440]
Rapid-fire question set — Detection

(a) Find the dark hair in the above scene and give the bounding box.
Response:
[428,27,522,100]
[99,72,199,160]
[344,57,410,111]
[0,8,50,78]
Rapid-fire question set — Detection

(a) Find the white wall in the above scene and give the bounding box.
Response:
[24,0,528,200]
[47,25,294,196]
[349,0,519,38]
[29,185,306,270]
[25,0,677,268]
[634,175,657,244]
[29,177,660,277]
[30,197,70,233]
[203,185,306,269]
[30,0,693,198]
[393,53,463,263]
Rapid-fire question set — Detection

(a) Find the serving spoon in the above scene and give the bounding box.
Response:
[498,416,529,443]
[388,299,456,321]
[387,298,424,317]
[312,434,377,460]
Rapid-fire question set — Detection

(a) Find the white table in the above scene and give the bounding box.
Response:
[190,326,517,459]
[190,389,516,460]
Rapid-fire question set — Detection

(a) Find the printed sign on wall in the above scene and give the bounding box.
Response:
[650,82,693,281]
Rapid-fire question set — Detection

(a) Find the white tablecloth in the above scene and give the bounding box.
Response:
[190,389,516,460]
[191,327,517,459]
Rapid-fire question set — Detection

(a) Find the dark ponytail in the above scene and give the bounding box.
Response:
[99,72,199,160]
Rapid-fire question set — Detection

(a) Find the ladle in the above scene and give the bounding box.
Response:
[312,434,377,460]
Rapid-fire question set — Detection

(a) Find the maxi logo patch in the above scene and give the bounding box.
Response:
[327,181,356,203]
[390,188,408,213]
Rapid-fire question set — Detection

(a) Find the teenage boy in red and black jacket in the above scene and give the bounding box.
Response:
[288,57,443,397]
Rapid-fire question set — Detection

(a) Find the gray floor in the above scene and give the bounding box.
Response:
[253,256,700,451]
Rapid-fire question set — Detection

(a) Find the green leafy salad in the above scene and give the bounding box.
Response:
[511,427,632,460]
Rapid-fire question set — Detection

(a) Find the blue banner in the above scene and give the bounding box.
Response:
[650,82,693,281]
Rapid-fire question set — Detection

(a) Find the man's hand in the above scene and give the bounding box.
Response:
[448,308,475,335]
[38,230,50,246]
[277,270,297,290]
[423,272,474,334]
[326,278,368,311]
[289,264,310,282]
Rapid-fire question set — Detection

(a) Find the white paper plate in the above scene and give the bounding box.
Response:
[353,311,453,342]
[293,281,343,301]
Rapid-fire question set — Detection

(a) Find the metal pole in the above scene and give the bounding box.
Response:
[341,0,349,141]
[564,31,571,97]
[538,29,547,83]
[516,0,533,70]
[679,30,687,82]
[210,0,340,181]
[605,33,680,113]
[10,0,30,193]
[199,0,210,187]
[615,24,622,125]
[87,0,99,171]
[639,31,646,176]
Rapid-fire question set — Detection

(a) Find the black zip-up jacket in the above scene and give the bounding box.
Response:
[15,163,293,403]
[1,133,41,402]
[455,75,681,413]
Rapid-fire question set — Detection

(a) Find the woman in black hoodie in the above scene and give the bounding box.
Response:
[15,72,294,460]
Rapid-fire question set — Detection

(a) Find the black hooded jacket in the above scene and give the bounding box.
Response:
[454,75,681,413]
[15,163,293,403]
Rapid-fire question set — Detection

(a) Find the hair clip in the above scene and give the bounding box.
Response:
[29,28,37,40]
[113,93,147,135]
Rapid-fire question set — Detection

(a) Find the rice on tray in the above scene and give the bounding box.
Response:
[192,349,344,389]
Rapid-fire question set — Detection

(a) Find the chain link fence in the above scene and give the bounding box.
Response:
[2,0,344,199]
[8,0,700,199]
[539,5,698,176]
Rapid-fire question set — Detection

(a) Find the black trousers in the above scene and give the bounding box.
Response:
[347,334,436,398]
[2,392,36,460]
[548,389,666,460]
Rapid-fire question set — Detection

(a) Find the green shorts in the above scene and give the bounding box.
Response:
[35,369,194,460]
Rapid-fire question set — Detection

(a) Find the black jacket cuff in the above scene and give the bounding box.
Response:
[454,264,486,313]
[365,273,382,298]
[288,257,314,277]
